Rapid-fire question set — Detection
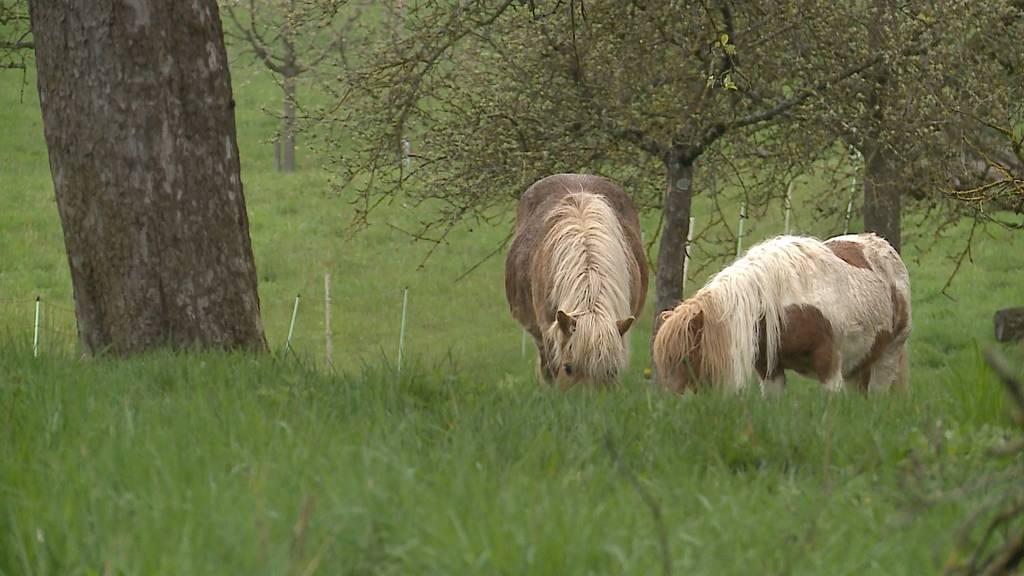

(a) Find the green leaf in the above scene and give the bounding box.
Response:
[724,74,738,91]
[706,74,716,88]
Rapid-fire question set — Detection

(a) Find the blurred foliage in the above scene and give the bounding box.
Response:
[0,0,31,71]
[305,0,1021,250]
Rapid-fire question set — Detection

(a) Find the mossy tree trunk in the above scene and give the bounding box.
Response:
[29,0,268,355]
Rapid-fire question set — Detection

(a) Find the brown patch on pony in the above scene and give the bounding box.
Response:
[891,286,909,335]
[755,305,837,384]
[825,240,873,271]
[848,330,893,391]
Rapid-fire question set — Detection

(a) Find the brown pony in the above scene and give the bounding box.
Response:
[653,233,911,394]
[505,174,648,386]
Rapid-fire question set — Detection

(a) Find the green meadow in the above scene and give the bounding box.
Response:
[1,50,1023,574]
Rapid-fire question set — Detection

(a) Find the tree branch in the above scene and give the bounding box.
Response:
[224,2,288,75]
[686,24,941,164]
[0,39,32,50]
[688,52,886,161]
[385,0,517,143]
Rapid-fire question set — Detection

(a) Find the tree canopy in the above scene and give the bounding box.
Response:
[316,0,1021,331]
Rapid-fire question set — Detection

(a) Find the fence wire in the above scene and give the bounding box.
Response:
[0,298,81,357]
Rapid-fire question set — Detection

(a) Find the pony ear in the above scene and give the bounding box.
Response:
[617,316,635,336]
[556,310,576,335]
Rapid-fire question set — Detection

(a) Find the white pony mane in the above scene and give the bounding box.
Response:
[694,235,835,390]
[541,190,632,380]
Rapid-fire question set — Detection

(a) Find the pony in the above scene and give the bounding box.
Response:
[653,233,911,394]
[505,174,648,387]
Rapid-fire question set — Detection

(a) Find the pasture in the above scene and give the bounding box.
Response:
[2,56,1024,574]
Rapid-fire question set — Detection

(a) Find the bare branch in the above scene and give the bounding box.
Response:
[689,52,886,161]
[0,39,32,50]
[223,3,288,75]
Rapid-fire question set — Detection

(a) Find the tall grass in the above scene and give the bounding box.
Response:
[0,345,1019,575]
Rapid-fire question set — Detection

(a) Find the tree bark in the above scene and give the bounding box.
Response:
[995,308,1024,342]
[862,141,902,252]
[653,156,695,336]
[860,0,902,253]
[29,0,268,355]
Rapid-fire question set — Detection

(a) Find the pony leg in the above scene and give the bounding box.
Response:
[893,347,910,391]
[867,345,909,392]
[535,357,553,383]
[536,354,552,381]
[816,347,844,393]
[533,338,555,384]
[823,372,845,393]
[759,372,787,396]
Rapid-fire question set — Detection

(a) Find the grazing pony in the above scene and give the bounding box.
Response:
[653,233,911,394]
[506,174,648,386]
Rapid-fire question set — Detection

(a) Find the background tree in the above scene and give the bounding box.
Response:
[935,0,1024,216]
[29,0,268,355]
[222,0,357,172]
[813,0,1024,253]
[321,0,923,337]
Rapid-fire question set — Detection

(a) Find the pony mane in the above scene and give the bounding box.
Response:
[540,190,632,379]
[690,235,836,390]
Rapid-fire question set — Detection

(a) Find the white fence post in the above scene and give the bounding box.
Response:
[784,180,794,235]
[844,196,854,234]
[324,274,333,370]
[401,138,411,170]
[397,287,409,376]
[33,296,40,358]
[736,204,747,259]
[681,216,695,297]
[846,147,863,235]
[286,294,300,353]
[844,174,857,234]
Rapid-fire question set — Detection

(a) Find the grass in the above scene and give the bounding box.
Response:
[1,37,1024,575]
[0,346,1019,575]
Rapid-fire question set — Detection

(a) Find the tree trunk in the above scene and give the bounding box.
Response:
[653,157,695,337]
[29,0,268,355]
[862,142,902,252]
[995,308,1024,342]
[282,73,297,173]
[860,0,901,253]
